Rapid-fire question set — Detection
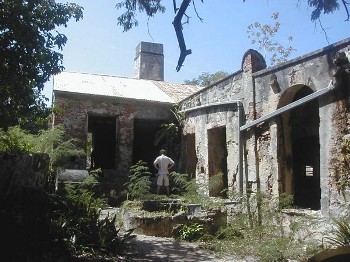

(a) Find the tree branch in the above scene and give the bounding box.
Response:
[341,0,350,21]
[192,0,204,22]
[173,0,192,72]
[318,18,331,44]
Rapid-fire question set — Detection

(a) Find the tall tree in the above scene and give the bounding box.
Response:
[184,71,229,86]
[0,0,83,132]
[116,0,202,72]
[116,0,349,71]
[247,12,296,66]
[307,0,349,21]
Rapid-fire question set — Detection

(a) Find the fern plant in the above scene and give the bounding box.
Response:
[169,171,190,195]
[124,160,152,200]
[0,125,84,170]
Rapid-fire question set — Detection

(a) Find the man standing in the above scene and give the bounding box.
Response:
[153,149,175,195]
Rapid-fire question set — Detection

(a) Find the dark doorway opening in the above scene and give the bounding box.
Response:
[88,115,117,169]
[208,127,228,197]
[184,134,197,179]
[291,87,320,210]
[133,118,164,171]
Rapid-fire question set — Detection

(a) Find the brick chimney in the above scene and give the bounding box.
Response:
[134,42,164,81]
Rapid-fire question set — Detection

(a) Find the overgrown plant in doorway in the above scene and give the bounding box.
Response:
[154,104,184,154]
[209,172,229,198]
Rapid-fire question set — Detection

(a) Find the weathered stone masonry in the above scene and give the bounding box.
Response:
[53,92,172,176]
[52,42,201,192]
[52,38,350,216]
[180,38,350,215]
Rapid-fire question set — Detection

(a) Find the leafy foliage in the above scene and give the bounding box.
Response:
[1,173,133,261]
[125,160,152,200]
[116,0,165,31]
[154,104,184,149]
[247,12,296,66]
[184,71,229,86]
[209,172,227,198]
[0,125,33,152]
[170,171,223,209]
[334,136,350,193]
[323,217,350,247]
[200,195,320,261]
[169,171,190,195]
[57,179,135,257]
[308,0,340,21]
[0,0,83,131]
[179,222,204,242]
[0,125,85,170]
[154,105,184,166]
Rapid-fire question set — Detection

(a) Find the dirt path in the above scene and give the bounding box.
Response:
[119,234,257,262]
[100,208,256,261]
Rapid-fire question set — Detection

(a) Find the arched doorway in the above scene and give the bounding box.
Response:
[278,85,321,210]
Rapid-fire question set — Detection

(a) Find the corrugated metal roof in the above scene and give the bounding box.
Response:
[152,81,202,102]
[54,72,177,103]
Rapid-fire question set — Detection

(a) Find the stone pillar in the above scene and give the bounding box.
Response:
[241,49,266,194]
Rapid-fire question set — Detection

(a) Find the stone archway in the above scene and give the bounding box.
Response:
[277,85,321,210]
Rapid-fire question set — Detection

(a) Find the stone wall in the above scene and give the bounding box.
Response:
[181,50,265,196]
[53,92,172,176]
[0,153,49,199]
[180,38,350,216]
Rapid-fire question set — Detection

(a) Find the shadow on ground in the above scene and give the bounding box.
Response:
[121,234,229,262]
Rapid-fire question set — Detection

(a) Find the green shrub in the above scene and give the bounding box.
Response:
[323,217,350,247]
[53,174,135,257]
[0,125,84,169]
[209,172,227,198]
[124,160,152,200]
[1,172,133,261]
[199,196,320,261]
[278,193,294,210]
[0,125,33,152]
[179,222,204,242]
[170,171,190,195]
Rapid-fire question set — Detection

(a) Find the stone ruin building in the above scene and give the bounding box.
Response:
[52,38,350,216]
[52,42,201,190]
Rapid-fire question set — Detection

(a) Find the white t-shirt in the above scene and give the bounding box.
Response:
[154,154,175,175]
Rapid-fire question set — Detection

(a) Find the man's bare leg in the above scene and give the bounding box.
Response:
[166,186,169,196]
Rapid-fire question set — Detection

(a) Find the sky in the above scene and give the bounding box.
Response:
[43,0,350,105]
